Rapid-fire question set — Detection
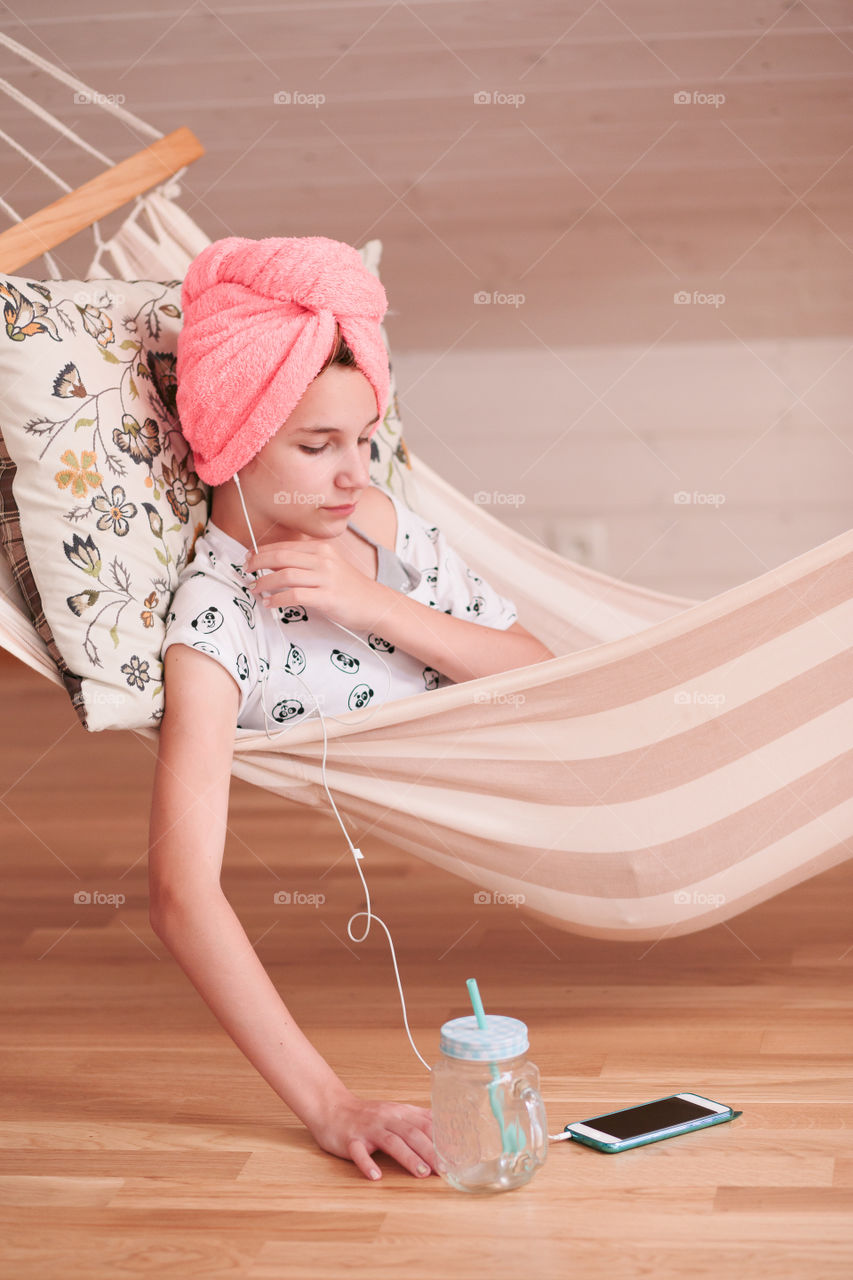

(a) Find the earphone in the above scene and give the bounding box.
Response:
[232,471,433,1072]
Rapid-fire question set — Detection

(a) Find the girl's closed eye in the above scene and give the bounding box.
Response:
[299,436,371,456]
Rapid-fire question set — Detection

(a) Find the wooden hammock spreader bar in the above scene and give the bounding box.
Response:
[0,125,205,272]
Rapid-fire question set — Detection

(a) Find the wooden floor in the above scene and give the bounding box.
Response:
[1,650,852,1279]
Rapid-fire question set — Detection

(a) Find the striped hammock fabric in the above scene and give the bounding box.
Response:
[2,362,851,940]
[1,186,850,940]
[127,468,853,942]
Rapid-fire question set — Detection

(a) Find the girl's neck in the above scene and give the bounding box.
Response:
[209,485,321,549]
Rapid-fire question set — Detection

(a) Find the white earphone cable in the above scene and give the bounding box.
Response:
[232,473,433,1072]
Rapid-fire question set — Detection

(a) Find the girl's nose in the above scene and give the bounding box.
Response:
[339,452,371,488]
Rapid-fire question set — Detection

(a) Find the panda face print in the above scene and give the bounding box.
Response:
[465,596,487,618]
[278,605,308,623]
[271,698,304,722]
[230,561,251,581]
[466,568,483,587]
[330,649,359,674]
[400,564,422,593]
[232,596,255,629]
[423,667,441,689]
[368,634,395,654]
[348,683,374,711]
[284,642,306,676]
[193,640,220,656]
[424,567,439,589]
[207,549,217,566]
[425,526,439,544]
[236,652,250,681]
[191,606,224,634]
[258,656,270,679]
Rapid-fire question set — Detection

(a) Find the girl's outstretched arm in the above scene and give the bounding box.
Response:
[148,644,436,1182]
[366,588,555,684]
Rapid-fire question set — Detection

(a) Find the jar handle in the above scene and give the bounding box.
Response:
[520,1085,547,1154]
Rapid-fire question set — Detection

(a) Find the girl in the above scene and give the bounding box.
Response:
[148,235,554,1184]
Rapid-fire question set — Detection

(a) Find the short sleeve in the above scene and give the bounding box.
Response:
[429,525,519,630]
[161,572,256,717]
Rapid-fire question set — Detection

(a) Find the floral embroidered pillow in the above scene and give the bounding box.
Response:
[0,275,206,730]
[0,243,411,732]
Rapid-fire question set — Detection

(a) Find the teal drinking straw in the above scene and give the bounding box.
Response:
[466,978,522,1157]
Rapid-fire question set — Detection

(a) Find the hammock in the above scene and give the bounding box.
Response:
[1,34,851,942]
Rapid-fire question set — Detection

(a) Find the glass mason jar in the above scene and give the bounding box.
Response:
[431,1014,548,1194]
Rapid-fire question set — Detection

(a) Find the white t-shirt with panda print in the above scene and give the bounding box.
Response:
[161,482,519,730]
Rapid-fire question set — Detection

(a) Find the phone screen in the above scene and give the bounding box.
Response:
[588,1096,718,1140]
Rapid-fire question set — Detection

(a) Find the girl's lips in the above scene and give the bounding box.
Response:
[323,502,356,513]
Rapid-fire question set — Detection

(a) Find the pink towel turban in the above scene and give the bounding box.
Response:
[175,235,391,486]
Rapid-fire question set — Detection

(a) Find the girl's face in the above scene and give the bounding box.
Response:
[227,363,380,543]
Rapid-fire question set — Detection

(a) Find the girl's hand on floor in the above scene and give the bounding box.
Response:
[245,540,386,632]
[308,1090,437,1182]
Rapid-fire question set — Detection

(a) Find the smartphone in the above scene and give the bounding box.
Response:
[564,1092,739,1153]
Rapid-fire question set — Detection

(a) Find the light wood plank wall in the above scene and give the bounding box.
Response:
[1,0,851,596]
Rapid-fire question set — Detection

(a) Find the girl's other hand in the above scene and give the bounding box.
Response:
[245,540,386,633]
[308,1089,437,1182]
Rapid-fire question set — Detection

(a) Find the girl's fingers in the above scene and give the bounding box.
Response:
[343,1107,437,1182]
[416,1109,434,1137]
[247,545,316,573]
[348,1138,382,1182]
[408,1123,438,1171]
[377,1127,434,1178]
[401,1107,434,1142]
[251,571,300,597]
[390,1110,435,1158]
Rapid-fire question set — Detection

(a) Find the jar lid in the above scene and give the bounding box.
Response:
[439,1014,529,1061]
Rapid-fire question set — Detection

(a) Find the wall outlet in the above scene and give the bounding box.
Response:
[548,517,608,569]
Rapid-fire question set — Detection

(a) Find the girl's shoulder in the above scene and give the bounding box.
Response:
[355,483,400,552]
